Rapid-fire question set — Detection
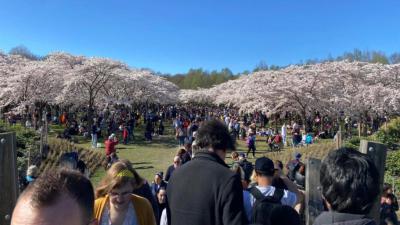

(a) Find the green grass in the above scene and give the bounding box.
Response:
[68,124,181,186]
[75,123,334,187]
[46,121,338,189]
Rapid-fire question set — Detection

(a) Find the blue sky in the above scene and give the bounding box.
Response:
[0,0,399,74]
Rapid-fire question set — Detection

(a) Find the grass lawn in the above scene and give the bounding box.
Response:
[49,122,336,187]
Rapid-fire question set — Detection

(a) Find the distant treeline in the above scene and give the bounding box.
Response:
[4,46,400,90]
[163,49,400,89]
[162,68,239,90]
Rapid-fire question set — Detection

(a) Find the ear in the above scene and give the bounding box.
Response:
[321,195,332,210]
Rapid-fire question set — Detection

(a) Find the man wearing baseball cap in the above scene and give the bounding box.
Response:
[243,157,303,223]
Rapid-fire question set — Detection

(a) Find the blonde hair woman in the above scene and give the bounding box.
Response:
[94,162,156,225]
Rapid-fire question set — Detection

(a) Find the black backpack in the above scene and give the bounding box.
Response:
[249,187,284,225]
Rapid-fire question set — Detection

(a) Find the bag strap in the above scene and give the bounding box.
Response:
[249,187,284,203]
[249,187,266,201]
[270,188,284,202]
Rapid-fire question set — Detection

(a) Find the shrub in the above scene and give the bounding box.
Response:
[344,136,361,149]
[386,150,400,177]
[385,150,400,192]
[376,118,400,150]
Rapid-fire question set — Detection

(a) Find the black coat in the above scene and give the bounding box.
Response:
[151,180,168,196]
[313,211,376,225]
[133,181,160,222]
[165,165,175,182]
[166,151,248,225]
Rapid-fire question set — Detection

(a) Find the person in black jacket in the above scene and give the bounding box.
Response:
[313,148,380,225]
[166,119,248,225]
[165,156,181,182]
[151,172,168,197]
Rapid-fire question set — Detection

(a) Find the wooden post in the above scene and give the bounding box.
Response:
[0,132,19,225]
[358,122,361,138]
[359,140,387,224]
[335,129,342,149]
[305,158,324,225]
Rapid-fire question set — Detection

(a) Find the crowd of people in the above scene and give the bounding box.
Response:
[11,117,398,225]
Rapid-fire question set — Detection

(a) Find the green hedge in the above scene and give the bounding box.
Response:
[385,150,400,192]
[0,121,41,177]
[376,118,400,150]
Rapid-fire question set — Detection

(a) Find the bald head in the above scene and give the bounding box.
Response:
[11,169,95,225]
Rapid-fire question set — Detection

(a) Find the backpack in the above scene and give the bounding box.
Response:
[249,187,284,225]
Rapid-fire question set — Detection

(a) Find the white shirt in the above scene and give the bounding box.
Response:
[160,208,168,225]
[281,125,287,136]
[100,202,138,225]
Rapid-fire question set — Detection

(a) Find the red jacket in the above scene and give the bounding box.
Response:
[122,128,129,138]
[105,139,118,156]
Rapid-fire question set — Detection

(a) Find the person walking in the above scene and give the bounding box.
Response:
[94,162,156,225]
[104,134,118,156]
[166,119,248,225]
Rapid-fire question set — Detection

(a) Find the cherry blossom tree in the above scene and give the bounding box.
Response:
[198,61,400,131]
[59,57,128,126]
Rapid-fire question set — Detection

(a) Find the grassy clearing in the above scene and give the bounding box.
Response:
[4,120,337,187]
[77,123,336,186]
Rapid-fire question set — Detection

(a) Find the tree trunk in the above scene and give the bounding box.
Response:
[87,97,94,134]
[302,110,308,133]
[362,111,369,136]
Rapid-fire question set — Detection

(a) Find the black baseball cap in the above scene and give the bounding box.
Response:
[255,157,275,176]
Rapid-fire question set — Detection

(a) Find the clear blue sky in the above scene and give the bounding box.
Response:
[0,0,399,74]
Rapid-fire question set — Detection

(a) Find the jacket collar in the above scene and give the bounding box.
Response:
[318,211,373,223]
[193,151,229,168]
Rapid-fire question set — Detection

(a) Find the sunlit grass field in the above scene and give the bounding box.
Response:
[55,122,336,186]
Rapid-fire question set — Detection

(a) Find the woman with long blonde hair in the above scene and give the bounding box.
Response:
[94,161,156,225]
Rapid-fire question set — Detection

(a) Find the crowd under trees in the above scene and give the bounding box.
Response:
[1,46,400,134]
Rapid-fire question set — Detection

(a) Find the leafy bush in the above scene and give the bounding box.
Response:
[385,150,400,192]
[0,121,41,177]
[386,150,400,177]
[376,118,400,150]
[1,121,105,180]
[344,136,361,149]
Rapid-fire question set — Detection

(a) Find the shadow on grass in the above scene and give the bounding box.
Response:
[132,162,152,165]
[134,166,154,170]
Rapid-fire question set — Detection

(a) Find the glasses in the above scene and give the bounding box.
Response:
[109,191,131,198]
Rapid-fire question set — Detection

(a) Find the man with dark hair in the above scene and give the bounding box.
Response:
[243,157,302,224]
[11,169,96,225]
[167,119,247,225]
[313,147,380,225]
